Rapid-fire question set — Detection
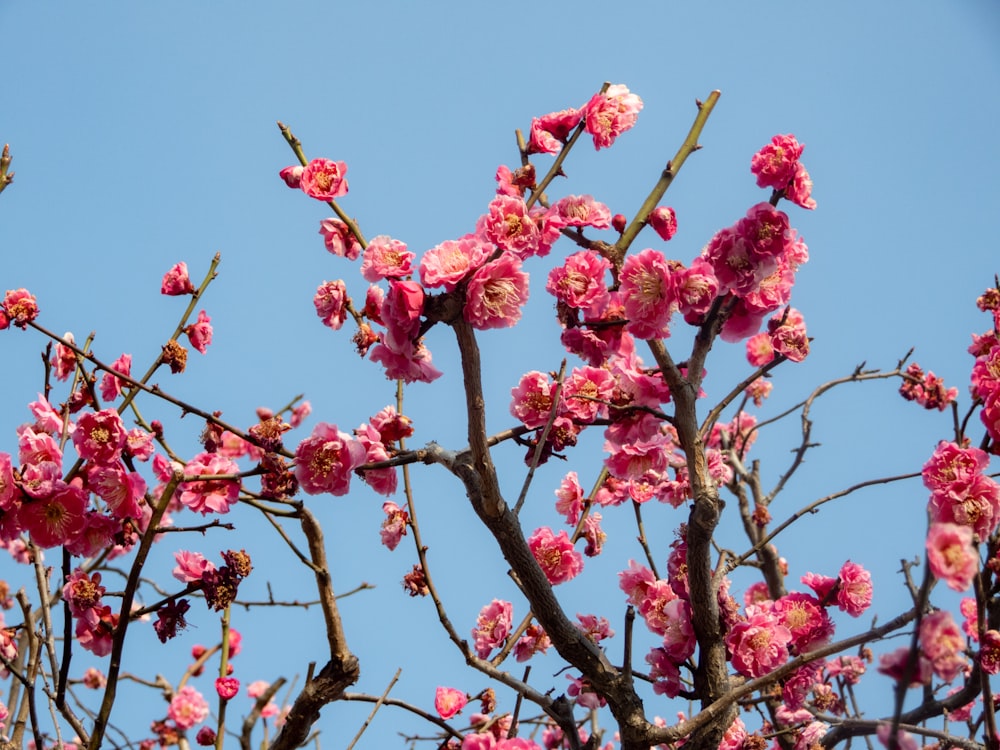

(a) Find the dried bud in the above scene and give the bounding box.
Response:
[249,416,290,452]
[222,549,253,579]
[402,565,429,597]
[161,339,188,374]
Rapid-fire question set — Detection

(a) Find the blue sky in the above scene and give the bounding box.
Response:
[3,2,1000,747]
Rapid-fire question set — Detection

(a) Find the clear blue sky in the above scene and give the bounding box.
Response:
[3,2,999,747]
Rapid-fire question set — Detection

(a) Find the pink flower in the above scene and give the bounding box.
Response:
[419,237,491,291]
[877,646,932,686]
[247,680,270,699]
[319,218,362,260]
[548,195,612,230]
[185,310,213,354]
[926,522,978,591]
[527,108,582,154]
[87,463,146,519]
[0,452,16,512]
[355,423,398,496]
[583,84,643,150]
[168,686,209,729]
[179,452,241,515]
[546,250,611,317]
[216,676,240,700]
[63,569,106,618]
[72,409,127,465]
[472,599,513,659]
[786,161,816,209]
[360,235,414,282]
[619,248,676,340]
[674,257,719,321]
[313,280,349,330]
[196,727,217,746]
[528,527,583,585]
[514,623,551,662]
[835,561,873,617]
[637,579,680,635]
[566,674,605,709]
[646,647,682,697]
[99,353,132,402]
[161,262,195,296]
[75,604,118,656]
[300,158,349,201]
[510,371,556,429]
[290,401,312,428]
[464,253,529,330]
[481,195,540,258]
[17,481,88,549]
[379,501,409,551]
[51,332,78,381]
[434,686,467,719]
[294,423,366,496]
[920,610,967,682]
[172,550,216,583]
[768,307,810,362]
[618,559,656,606]
[554,471,584,525]
[1,288,39,329]
[981,630,1000,674]
[648,206,677,241]
[278,165,303,188]
[725,604,793,678]
[750,134,805,191]
[771,593,834,653]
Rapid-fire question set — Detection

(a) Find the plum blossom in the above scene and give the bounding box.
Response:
[527,108,581,154]
[161,262,195,296]
[185,310,213,354]
[464,253,529,330]
[278,165,303,188]
[750,134,805,191]
[473,599,513,659]
[360,235,414,282]
[99,353,132,402]
[648,206,677,241]
[554,471,584,525]
[926,522,978,591]
[168,686,209,729]
[434,686,467,720]
[294,423,366,496]
[835,561,873,616]
[546,250,610,316]
[548,195,612,230]
[172,550,215,583]
[313,280,349,330]
[619,248,676,340]
[379,501,409,551]
[583,84,643,150]
[1,288,39,329]
[300,158,348,201]
[319,218,362,260]
[179,452,241,515]
[419,237,491,291]
[725,604,793,678]
[481,195,540,258]
[73,409,127,465]
[528,527,583,585]
[920,610,967,682]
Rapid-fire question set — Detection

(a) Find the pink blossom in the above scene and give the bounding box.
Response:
[481,195,540,258]
[300,158,348,201]
[472,599,513,659]
[313,280,349,330]
[87,463,146,519]
[747,331,774,367]
[168,686,209,729]
[981,629,1000,674]
[360,235,414,282]
[646,647,682,697]
[51,333,78,381]
[618,559,656,606]
[434,686,468,719]
[637,579,680,635]
[172,550,216,583]
[63,569,106,618]
[0,452,15,512]
[185,310,213,354]
[379,501,409,551]
[528,527,583,585]
[920,609,967,682]
[1,288,39,329]
[674,257,719,321]
[510,371,556,429]
[877,646,932,686]
[294,423,366,496]
[548,195,612,230]
[464,253,529,330]
[648,206,677,241]
[576,613,614,644]
[750,134,805,191]
[161,262,195,296]
[278,165,303,188]
[196,727,217,746]
[725,604,793,678]
[772,593,834,653]
[419,237,492,291]
[319,218,362,260]
[619,248,676,340]
[28,394,67,435]
[247,680,271,699]
[369,338,442,384]
[876,724,919,750]
[527,108,581,154]
[826,655,867,685]
[75,604,118,656]
[787,162,817,209]
[514,623,551,662]
[546,250,611,317]
[768,307,810,362]
[583,84,643,150]
[72,409,127,465]
[216,676,240,700]
[368,405,413,443]
[179,452,241,515]
[926,522,978,591]
[125,428,155,461]
[835,561,872,616]
[554,471,584,525]
[566,674,605,709]
[290,401,312,428]
[355,423,397,495]
[99,353,132,402]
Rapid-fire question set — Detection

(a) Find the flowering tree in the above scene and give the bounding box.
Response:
[0,84,999,750]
